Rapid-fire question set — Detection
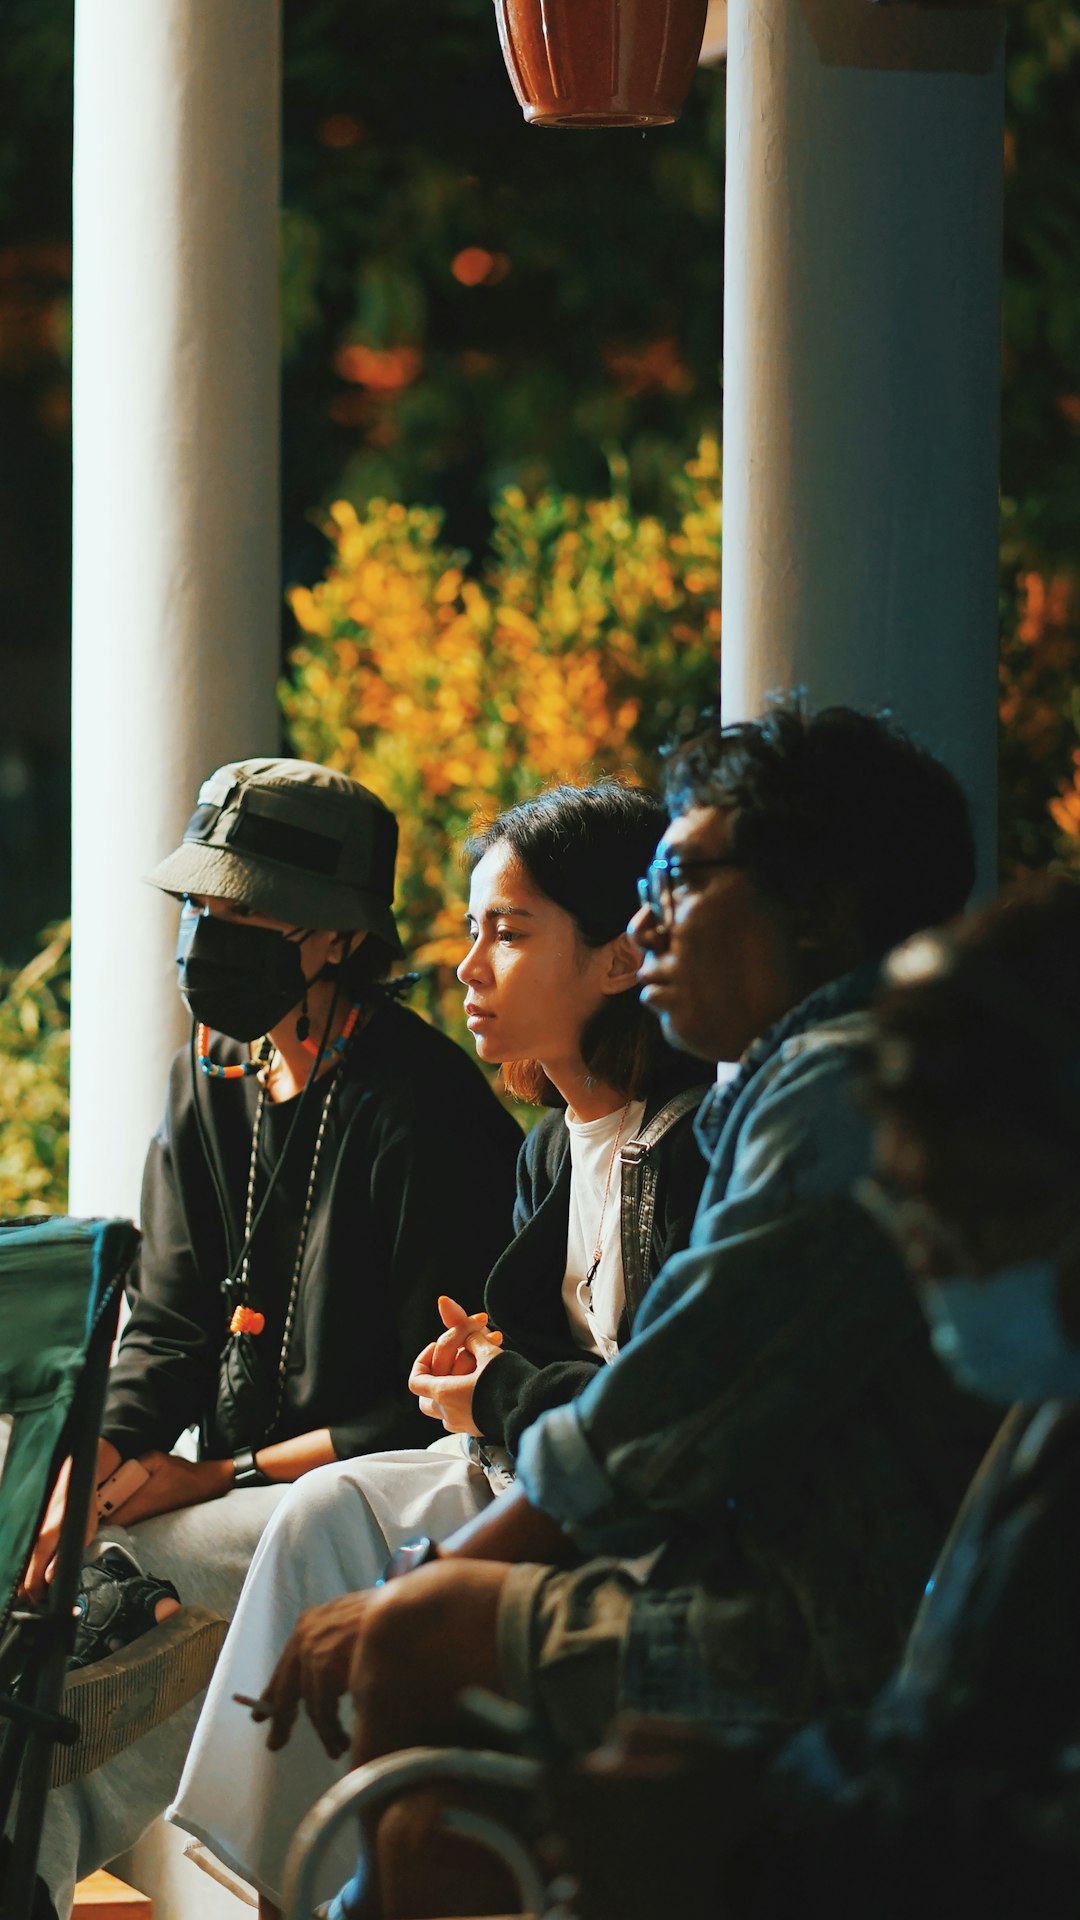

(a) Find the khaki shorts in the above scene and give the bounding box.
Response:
[497,1561,799,1748]
[496,1559,639,1750]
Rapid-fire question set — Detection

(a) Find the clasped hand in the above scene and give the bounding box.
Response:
[407,1293,504,1437]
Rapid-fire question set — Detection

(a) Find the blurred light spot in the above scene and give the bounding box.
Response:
[0,247,73,375]
[37,384,70,435]
[334,344,423,391]
[458,351,498,377]
[318,114,364,149]
[328,390,371,427]
[0,750,30,801]
[603,335,693,397]
[0,243,71,281]
[885,933,951,988]
[452,248,496,288]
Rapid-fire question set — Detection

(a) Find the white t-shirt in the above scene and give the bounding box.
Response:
[561,1099,646,1363]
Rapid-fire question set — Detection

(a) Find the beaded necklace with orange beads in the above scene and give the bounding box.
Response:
[213,1003,364,1436]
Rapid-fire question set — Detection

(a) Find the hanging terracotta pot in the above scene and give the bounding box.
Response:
[493,0,709,129]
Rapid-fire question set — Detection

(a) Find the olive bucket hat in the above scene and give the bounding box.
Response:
[145,758,403,954]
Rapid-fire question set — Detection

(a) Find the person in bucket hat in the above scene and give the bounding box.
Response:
[22,756,522,1920]
[147,758,404,951]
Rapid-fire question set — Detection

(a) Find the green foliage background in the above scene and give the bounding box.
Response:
[0,928,69,1216]
[275,0,725,574]
[997,1,1080,871]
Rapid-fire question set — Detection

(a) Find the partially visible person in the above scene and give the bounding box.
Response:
[247,705,998,1918]
[16,758,521,1920]
[553,875,1080,1920]
[169,783,709,1917]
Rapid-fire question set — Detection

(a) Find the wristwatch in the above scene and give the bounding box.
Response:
[377,1535,441,1585]
[232,1445,270,1488]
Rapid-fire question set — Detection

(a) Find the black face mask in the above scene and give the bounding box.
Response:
[176,906,310,1041]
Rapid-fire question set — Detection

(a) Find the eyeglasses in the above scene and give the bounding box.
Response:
[636,854,742,924]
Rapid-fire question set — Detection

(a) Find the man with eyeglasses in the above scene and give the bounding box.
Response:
[244,703,996,1919]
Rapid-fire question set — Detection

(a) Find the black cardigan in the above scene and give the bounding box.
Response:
[102,1001,522,1462]
[472,1074,711,1457]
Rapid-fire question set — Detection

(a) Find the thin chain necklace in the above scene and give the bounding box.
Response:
[585,1099,634,1287]
[230,1064,341,1435]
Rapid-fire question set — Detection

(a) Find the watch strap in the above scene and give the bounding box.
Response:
[378,1535,440,1585]
[232,1445,268,1488]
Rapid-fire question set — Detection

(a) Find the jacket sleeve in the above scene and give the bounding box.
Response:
[100,1112,224,1459]
[515,1046,893,1555]
[328,1093,521,1459]
[471,1348,605,1457]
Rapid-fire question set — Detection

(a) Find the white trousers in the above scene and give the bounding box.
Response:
[31,1484,288,1917]
[167,1443,494,1909]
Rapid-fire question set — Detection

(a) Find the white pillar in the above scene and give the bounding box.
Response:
[721,0,1005,884]
[70,0,282,1218]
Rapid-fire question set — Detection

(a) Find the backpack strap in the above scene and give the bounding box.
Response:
[618,1086,708,1324]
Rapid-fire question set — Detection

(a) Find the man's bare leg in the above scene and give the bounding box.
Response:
[376,1787,522,1920]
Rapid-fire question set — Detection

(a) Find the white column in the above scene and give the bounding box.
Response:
[721,0,1005,884]
[70,0,282,1218]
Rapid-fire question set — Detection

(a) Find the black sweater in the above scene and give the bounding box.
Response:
[102,1001,522,1462]
[472,1075,711,1457]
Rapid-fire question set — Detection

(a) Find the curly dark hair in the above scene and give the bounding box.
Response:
[868,874,1080,1157]
[463,782,668,1105]
[663,701,976,958]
